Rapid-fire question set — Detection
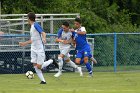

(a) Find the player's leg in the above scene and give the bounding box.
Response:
[89,54,97,64]
[31,51,46,84]
[84,51,93,77]
[54,53,64,77]
[41,59,53,69]
[75,51,84,76]
[64,54,83,76]
[79,55,97,65]
[36,52,46,84]
[75,51,83,65]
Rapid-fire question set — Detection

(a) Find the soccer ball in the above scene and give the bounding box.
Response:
[25,71,34,79]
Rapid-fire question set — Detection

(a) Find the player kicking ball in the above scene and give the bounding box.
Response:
[71,18,97,77]
[19,12,57,84]
[54,21,83,78]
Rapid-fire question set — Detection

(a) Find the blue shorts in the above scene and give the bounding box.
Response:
[76,45,92,59]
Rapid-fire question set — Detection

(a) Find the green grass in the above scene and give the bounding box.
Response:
[0,72,140,93]
[94,65,140,72]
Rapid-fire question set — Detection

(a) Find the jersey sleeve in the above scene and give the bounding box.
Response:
[72,31,76,37]
[57,28,63,38]
[34,22,43,33]
[81,27,86,32]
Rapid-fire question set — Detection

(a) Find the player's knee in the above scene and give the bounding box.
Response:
[58,56,63,61]
[33,63,37,66]
[84,57,88,63]
[36,64,42,69]
[58,54,64,58]
[65,59,70,63]
[75,59,80,64]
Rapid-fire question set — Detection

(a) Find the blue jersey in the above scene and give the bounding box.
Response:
[73,27,90,51]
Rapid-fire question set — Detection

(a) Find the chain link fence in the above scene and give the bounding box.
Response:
[88,33,140,72]
[0,34,94,74]
[0,33,139,74]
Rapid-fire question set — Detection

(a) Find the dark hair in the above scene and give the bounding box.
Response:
[27,12,36,21]
[62,21,69,27]
[75,18,81,24]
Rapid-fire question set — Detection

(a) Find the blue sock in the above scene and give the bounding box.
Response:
[85,62,92,74]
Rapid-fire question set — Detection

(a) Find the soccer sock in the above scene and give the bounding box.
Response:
[58,57,63,72]
[41,59,53,69]
[34,66,46,82]
[85,62,92,74]
[68,60,78,69]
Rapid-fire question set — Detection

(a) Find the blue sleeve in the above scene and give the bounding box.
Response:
[34,22,43,33]
[57,28,63,38]
[72,32,76,38]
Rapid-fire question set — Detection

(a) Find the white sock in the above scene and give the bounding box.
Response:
[41,59,53,69]
[34,66,46,82]
[58,57,63,72]
[68,60,78,69]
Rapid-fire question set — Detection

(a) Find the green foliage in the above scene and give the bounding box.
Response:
[1,0,140,33]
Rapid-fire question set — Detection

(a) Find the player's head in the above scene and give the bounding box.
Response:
[27,12,36,24]
[62,21,69,32]
[74,18,81,29]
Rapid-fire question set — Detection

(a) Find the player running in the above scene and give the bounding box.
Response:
[19,12,57,84]
[54,21,83,78]
[71,18,97,77]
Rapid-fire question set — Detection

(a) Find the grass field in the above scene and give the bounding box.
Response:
[0,72,140,93]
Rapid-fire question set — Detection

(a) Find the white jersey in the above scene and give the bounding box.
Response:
[30,22,44,52]
[57,28,72,49]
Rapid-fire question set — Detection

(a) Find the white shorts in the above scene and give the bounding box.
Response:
[60,48,70,60]
[31,50,45,65]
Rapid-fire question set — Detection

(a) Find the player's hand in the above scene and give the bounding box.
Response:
[42,38,46,44]
[62,40,68,44]
[19,42,27,47]
[70,28,75,32]
[72,43,76,48]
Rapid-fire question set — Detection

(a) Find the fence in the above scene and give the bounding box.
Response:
[0,33,139,74]
[0,34,94,73]
[0,14,79,34]
[88,33,140,72]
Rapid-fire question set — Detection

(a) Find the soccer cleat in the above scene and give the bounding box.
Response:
[54,72,62,78]
[40,81,46,84]
[77,67,83,76]
[52,58,59,68]
[87,71,93,77]
[91,57,97,64]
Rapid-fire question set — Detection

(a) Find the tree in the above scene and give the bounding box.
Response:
[1,0,140,33]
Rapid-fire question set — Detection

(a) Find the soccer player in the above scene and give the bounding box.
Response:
[19,12,56,84]
[71,18,97,77]
[54,21,83,77]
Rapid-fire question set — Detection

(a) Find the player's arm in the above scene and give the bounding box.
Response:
[70,27,86,35]
[55,28,64,43]
[71,37,76,47]
[63,37,72,44]
[19,39,32,47]
[77,31,86,35]
[77,27,86,35]
[55,38,64,43]
[41,32,46,44]
[34,22,46,44]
